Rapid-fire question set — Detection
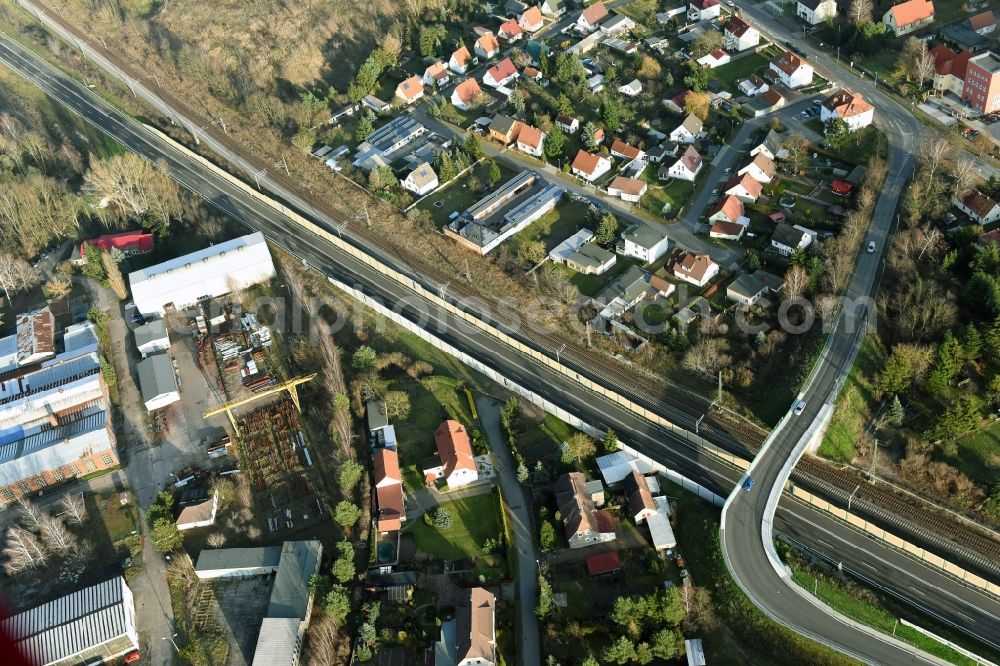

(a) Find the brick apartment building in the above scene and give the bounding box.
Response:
[962,51,1000,113]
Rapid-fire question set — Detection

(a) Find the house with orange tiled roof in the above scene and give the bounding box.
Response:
[499,18,523,42]
[724,173,763,203]
[820,88,874,130]
[664,145,702,182]
[577,1,609,32]
[738,153,776,184]
[449,45,473,74]
[882,0,934,36]
[423,420,479,489]
[451,78,485,111]
[456,588,496,665]
[710,220,747,241]
[519,5,544,32]
[688,0,720,21]
[475,31,501,59]
[555,472,618,547]
[708,195,748,226]
[373,448,405,533]
[929,45,972,96]
[967,10,996,35]
[423,61,452,88]
[515,124,546,157]
[672,251,719,287]
[571,149,612,181]
[610,138,644,161]
[394,76,424,105]
[483,57,519,88]
[607,176,648,202]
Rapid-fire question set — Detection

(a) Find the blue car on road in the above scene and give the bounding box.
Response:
[742,477,755,492]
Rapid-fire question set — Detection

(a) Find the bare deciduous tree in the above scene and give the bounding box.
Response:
[920,137,952,183]
[848,0,874,25]
[2,526,47,575]
[951,158,978,199]
[682,339,731,377]
[38,514,78,557]
[785,265,810,300]
[59,493,88,526]
[914,51,936,90]
[0,254,39,304]
[916,224,944,261]
[16,498,44,532]
[206,532,227,548]
[85,154,181,232]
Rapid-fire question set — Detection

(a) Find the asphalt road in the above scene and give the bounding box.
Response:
[715,5,967,664]
[3,16,1000,663]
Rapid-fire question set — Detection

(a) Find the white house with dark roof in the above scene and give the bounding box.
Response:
[724,16,760,51]
[619,225,669,263]
[727,270,785,307]
[770,51,813,89]
[797,0,837,24]
[954,190,1000,224]
[739,74,769,97]
[751,129,788,161]
[669,113,703,144]
[771,222,814,255]
[402,162,439,196]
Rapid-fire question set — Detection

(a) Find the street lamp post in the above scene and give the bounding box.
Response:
[162,634,180,652]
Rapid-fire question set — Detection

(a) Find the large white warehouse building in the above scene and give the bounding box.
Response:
[128,232,276,316]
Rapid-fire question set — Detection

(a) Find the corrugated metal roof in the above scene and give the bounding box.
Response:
[250,617,300,666]
[0,407,112,484]
[267,540,322,619]
[1,577,134,665]
[129,232,266,283]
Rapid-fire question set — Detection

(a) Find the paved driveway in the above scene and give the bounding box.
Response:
[475,396,540,666]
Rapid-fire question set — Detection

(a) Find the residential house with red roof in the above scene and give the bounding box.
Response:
[423,61,452,88]
[697,48,731,69]
[423,420,479,489]
[929,45,972,96]
[672,251,719,287]
[475,31,501,59]
[688,0,720,21]
[499,18,523,42]
[515,124,546,157]
[586,551,622,576]
[483,57,519,88]
[394,76,424,105]
[451,78,485,111]
[708,195,748,226]
[710,220,748,241]
[820,88,874,130]
[624,471,658,524]
[954,190,1000,225]
[770,50,813,88]
[968,10,996,34]
[373,448,405,533]
[457,588,496,665]
[571,149,612,181]
[555,472,618,548]
[449,45,473,74]
[883,0,934,36]
[609,138,644,161]
[724,16,760,51]
[577,1,609,32]
[519,6,544,32]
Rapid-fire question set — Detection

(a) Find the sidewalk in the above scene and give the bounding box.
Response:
[475,396,540,666]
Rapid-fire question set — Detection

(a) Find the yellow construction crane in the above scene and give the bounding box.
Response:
[202,373,317,437]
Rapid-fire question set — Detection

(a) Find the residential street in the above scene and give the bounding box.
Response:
[475,396,540,666]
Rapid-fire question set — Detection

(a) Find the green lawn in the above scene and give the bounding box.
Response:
[92,490,140,543]
[789,560,994,665]
[817,334,878,459]
[506,200,593,254]
[949,420,1000,488]
[640,166,695,217]
[816,125,888,166]
[416,161,519,226]
[408,492,500,560]
[711,52,772,90]
[391,375,475,466]
[518,412,576,467]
